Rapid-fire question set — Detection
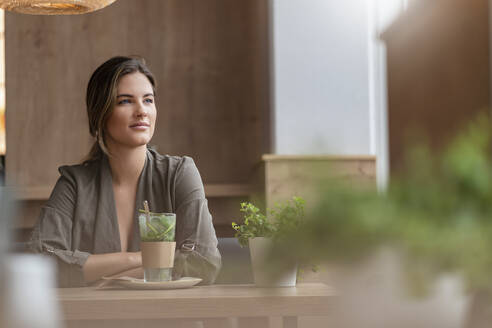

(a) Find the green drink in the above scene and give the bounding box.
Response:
[138,211,176,282]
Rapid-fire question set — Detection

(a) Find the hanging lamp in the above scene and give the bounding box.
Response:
[0,0,117,15]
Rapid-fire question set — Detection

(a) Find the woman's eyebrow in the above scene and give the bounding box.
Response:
[116,93,154,98]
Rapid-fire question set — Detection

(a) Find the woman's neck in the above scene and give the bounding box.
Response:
[107,145,147,186]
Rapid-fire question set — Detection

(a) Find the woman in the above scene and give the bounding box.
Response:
[30,56,221,287]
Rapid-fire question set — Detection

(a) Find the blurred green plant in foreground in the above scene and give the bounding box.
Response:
[270,115,492,295]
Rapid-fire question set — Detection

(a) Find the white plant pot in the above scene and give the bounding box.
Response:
[248,237,297,287]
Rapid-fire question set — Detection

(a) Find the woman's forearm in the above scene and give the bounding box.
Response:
[83,251,141,283]
[106,266,144,279]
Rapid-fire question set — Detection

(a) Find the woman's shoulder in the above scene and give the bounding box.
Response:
[147,149,204,201]
[147,148,196,173]
[57,158,101,184]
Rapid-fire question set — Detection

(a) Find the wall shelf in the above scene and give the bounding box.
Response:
[204,184,255,197]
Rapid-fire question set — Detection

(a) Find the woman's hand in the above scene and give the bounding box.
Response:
[109,266,144,279]
[91,265,144,288]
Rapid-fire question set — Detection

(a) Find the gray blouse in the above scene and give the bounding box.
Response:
[30,149,221,287]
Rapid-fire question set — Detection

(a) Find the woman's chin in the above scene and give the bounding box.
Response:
[126,135,152,147]
[108,139,151,151]
[132,140,151,148]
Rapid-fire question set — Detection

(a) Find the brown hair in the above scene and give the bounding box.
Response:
[84,56,156,162]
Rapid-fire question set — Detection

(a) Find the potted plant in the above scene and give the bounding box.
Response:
[232,197,305,287]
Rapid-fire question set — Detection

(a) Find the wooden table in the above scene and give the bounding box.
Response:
[57,283,335,328]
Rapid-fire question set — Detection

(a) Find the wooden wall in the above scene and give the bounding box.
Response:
[262,155,376,210]
[382,0,490,173]
[5,0,270,236]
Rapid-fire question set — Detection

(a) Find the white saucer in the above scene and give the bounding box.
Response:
[108,277,202,290]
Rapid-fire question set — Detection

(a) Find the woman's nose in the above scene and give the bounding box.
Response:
[135,100,148,116]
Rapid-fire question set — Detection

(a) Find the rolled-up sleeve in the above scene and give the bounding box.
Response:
[30,175,91,287]
[173,157,221,284]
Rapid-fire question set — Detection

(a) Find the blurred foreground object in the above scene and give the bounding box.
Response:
[3,255,62,328]
[1,188,62,328]
[0,0,116,15]
[0,187,14,327]
[269,114,492,327]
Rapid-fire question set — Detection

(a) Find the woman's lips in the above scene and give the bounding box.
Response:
[129,122,150,130]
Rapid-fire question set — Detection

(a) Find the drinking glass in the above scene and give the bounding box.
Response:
[138,212,176,282]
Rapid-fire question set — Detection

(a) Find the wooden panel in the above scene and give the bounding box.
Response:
[263,155,376,209]
[208,196,249,237]
[381,0,490,173]
[6,0,270,190]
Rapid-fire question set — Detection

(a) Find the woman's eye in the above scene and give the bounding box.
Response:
[118,99,131,105]
[145,98,154,104]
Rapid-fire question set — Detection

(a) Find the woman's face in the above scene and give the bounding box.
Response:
[105,72,156,152]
